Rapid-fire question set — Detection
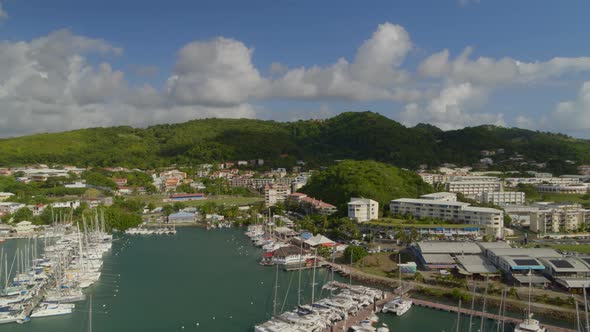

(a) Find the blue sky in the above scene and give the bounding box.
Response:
[1,0,590,137]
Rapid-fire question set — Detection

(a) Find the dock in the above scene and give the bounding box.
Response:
[412,298,577,332]
[323,291,396,332]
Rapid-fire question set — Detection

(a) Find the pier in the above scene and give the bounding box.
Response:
[412,298,577,332]
[323,291,396,332]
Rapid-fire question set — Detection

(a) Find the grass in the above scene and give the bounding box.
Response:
[534,193,590,205]
[548,244,590,254]
[354,252,397,278]
[128,194,263,207]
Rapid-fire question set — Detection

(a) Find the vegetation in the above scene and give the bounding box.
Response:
[344,245,368,263]
[300,160,433,214]
[354,252,397,278]
[0,112,589,174]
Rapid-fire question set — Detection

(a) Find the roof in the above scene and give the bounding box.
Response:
[348,198,377,205]
[273,246,304,258]
[499,255,545,270]
[555,278,590,289]
[539,257,590,273]
[168,211,196,219]
[476,242,512,251]
[512,274,550,284]
[391,198,469,207]
[463,206,503,214]
[456,255,498,274]
[304,234,335,247]
[420,192,457,199]
[417,241,482,255]
[488,248,561,258]
[421,254,455,264]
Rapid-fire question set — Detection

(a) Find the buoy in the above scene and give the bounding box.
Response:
[213,316,215,320]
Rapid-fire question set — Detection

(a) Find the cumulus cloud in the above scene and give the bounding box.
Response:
[165,37,267,106]
[550,82,590,133]
[4,21,590,137]
[399,82,504,130]
[270,22,418,102]
[0,29,259,137]
[419,47,590,86]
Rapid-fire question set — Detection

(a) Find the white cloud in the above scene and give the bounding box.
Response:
[419,47,590,86]
[269,22,417,102]
[165,37,267,106]
[3,22,590,137]
[550,82,590,133]
[399,82,504,130]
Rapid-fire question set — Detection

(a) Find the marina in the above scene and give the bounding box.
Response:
[0,227,578,331]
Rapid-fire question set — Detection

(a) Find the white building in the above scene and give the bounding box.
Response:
[347,198,379,222]
[14,221,36,234]
[504,177,581,187]
[530,203,590,233]
[390,198,504,238]
[478,191,525,206]
[51,200,81,209]
[264,184,291,207]
[420,192,457,202]
[0,192,15,201]
[446,180,502,198]
[536,184,588,194]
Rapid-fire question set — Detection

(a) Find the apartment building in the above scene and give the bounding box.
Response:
[390,197,504,238]
[264,184,291,207]
[446,180,502,198]
[478,191,525,206]
[347,198,379,222]
[536,184,588,194]
[529,203,590,233]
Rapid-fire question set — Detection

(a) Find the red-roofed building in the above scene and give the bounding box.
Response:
[113,178,128,186]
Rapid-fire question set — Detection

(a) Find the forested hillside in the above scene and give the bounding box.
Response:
[1,111,589,172]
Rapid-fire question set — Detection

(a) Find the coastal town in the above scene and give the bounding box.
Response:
[1,150,590,331]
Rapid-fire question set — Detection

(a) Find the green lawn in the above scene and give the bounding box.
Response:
[534,193,590,205]
[548,244,590,254]
[128,194,263,207]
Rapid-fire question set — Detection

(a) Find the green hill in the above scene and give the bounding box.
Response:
[299,160,433,214]
[0,111,589,173]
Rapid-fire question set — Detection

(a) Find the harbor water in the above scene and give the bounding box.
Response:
[0,228,559,331]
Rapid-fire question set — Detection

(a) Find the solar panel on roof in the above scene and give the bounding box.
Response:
[551,260,574,269]
[513,259,539,266]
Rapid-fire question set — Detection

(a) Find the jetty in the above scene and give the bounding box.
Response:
[413,298,576,332]
[323,291,396,332]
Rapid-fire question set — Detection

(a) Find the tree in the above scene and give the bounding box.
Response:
[147,202,156,212]
[12,207,33,223]
[344,245,368,264]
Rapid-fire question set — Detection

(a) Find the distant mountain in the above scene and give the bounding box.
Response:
[0,111,588,173]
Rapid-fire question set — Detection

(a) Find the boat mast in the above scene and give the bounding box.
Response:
[89,294,93,332]
[273,263,279,317]
[572,294,581,332]
[297,239,303,307]
[455,299,462,332]
[583,286,589,332]
[468,280,477,332]
[479,276,489,332]
[311,246,317,307]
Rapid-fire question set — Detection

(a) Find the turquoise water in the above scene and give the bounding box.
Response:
[0,228,572,331]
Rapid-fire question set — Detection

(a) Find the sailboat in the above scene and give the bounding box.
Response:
[514,270,546,332]
[382,252,412,316]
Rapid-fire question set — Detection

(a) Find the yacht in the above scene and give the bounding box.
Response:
[514,314,547,332]
[30,303,74,318]
[382,297,412,316]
